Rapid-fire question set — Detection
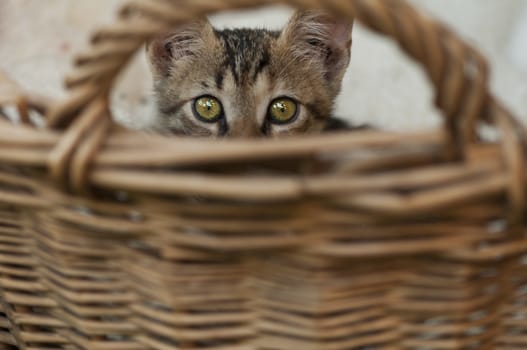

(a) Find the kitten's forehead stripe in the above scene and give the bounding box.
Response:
[215,69,225,90]
[254,50,271,81]
[214,28,279,85]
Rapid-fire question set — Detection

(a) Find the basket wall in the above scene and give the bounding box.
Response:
[0,159,525,350]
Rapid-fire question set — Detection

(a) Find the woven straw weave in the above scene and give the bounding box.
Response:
[0,0,526,349]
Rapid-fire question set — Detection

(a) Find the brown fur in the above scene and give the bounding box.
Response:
[147,11,353,138]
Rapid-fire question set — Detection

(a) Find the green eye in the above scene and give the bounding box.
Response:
[269,98,298,124]
[193,96,223,122]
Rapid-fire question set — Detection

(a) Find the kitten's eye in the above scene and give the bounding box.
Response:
[193,96,223,122]
[269,98,298,124]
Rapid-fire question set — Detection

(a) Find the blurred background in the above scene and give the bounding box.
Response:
[1,0,526,131]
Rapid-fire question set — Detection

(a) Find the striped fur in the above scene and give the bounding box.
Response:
[147,11,353,138]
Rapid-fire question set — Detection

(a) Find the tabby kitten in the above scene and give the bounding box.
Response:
[147,11,353,138]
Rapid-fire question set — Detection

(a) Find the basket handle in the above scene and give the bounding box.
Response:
[44,0,517,190]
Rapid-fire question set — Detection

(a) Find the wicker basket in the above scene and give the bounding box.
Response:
[1,0,526,349]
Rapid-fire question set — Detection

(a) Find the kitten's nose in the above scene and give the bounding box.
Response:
[225,117,262,138]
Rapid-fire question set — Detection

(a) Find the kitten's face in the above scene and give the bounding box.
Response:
[147,12,353,138]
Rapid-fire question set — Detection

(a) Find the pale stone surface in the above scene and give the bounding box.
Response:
[0,0,123,97]
[0,1,525,131]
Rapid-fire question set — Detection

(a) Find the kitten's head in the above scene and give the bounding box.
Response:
[147,11,353,138]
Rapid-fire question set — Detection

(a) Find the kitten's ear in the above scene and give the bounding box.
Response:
[146,19,215,77]
[281,11,353,92]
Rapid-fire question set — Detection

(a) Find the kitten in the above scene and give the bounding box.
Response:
[147,11,354,138]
